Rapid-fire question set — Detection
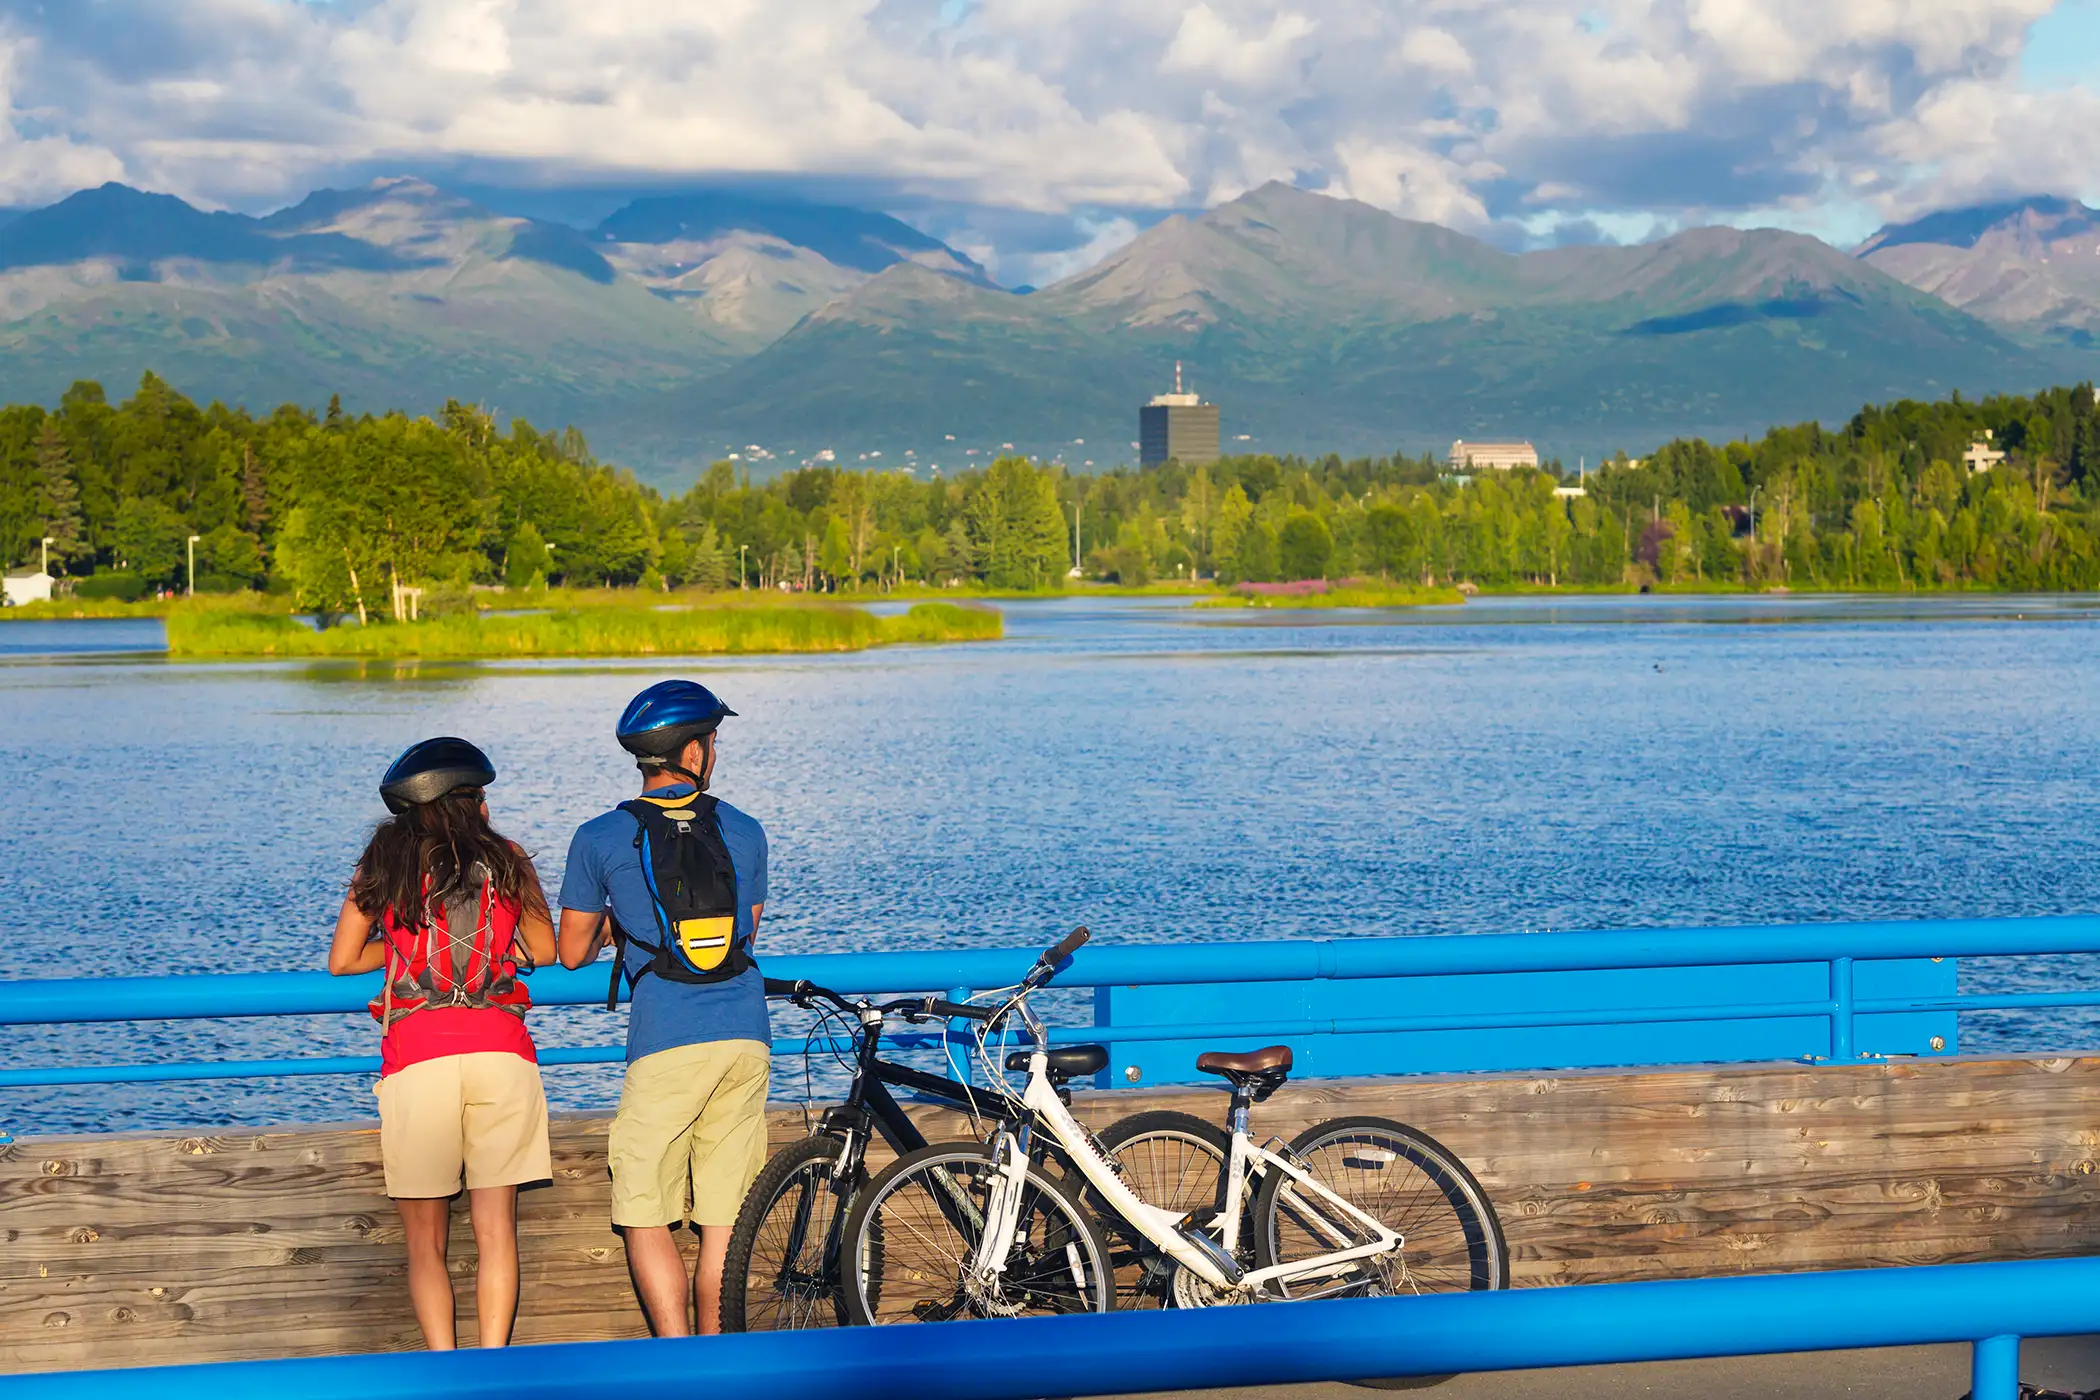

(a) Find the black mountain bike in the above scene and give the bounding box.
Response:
[721,971,1227,1330]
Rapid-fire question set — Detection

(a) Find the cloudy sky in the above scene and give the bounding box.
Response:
[2,0,2097,284]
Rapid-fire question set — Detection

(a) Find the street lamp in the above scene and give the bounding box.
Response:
[187,535,201,596]
[40,535,53,575]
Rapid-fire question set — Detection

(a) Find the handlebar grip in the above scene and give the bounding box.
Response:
[762,977,807,997]
[930,999,997,1022]
[1038,925,1090,969]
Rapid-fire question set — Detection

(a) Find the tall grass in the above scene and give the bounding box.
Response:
[166,602,1001,659]
[1192,583,1467,610]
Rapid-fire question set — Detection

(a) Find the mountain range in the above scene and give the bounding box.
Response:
[0,178,2091,485]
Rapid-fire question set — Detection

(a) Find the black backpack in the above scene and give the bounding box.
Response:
[603,792,754,1008]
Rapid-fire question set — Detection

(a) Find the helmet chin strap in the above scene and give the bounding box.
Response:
[658,734,713,792]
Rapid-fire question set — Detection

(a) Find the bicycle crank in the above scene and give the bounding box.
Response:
[1169,1261,1255,1308]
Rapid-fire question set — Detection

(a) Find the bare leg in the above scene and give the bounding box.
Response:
[622,1224,692,1337]
[466,1186,521,1347]
[395,1196,457,1350]
[693,1224,731,1336]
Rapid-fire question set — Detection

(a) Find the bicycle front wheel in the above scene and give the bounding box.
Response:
[1253,1116,1507,1298]
[721,1135,863,1332]
[842,1142,1116,1325]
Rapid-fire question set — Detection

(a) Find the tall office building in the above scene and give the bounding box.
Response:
[1139,363,1221,466]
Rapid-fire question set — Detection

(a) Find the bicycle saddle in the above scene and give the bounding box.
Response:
[1196,1045,1293,1076]
[1005,1044,1109,1082]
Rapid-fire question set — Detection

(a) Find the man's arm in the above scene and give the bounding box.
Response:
[557,906,610,969]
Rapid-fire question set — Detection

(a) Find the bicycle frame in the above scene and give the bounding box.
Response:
[970,1000,1403,1300]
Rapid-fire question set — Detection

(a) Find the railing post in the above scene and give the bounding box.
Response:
[1972,1334,2020,1400]
[945,985,975,1085]
[1830,956,1855,1061]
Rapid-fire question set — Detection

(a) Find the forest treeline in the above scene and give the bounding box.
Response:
[3,372,2098,608]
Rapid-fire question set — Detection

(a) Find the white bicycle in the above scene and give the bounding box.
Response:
[840,928,1508,1324]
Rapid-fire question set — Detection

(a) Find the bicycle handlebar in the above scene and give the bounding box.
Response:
[762,978,999,1026]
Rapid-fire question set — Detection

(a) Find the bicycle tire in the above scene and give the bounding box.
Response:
[841,1141,1117,1325]
[720,1135,864,1332]
[1252,1115,1507,1298]
[1094,1110,1232,1309]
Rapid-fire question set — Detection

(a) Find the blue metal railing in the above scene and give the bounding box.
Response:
[10,1256,2100,1400]
[4,916,2100,1090]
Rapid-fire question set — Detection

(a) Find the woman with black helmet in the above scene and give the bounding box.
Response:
[327,737,558,1349]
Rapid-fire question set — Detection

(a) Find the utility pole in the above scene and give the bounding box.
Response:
[1071,498,1083,575]
[40,535,53,575]
[186,534,201,596]
[739,543,748,590]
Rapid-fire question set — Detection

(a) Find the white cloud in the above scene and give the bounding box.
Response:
[0,0,2091,250]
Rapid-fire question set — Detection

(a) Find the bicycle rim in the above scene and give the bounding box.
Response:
[1097,1111,1232,1309]
[846,1144,1114,1325]
[1255,1117,1506,1298]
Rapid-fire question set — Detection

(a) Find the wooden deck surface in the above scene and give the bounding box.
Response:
[6,1052,2100,1373]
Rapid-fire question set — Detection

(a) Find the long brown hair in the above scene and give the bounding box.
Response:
[350,789,545,928]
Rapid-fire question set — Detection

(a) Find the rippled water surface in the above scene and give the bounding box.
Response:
[7,593,2100,1135]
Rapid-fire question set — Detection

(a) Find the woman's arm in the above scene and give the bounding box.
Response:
[750,902,763,950]
[513,851,559,969]
[328,896,387,976]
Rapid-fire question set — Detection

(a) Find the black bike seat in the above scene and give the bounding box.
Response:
[1004,1044,1109,1079]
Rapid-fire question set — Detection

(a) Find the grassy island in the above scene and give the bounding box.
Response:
[1193,582,1467,610]
[165,601,1000,659]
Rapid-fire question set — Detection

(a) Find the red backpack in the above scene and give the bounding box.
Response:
[369,871,532,1028]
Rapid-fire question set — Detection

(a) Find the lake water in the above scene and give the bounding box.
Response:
[7,593,2100,1136]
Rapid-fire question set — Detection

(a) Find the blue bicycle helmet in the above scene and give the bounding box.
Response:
[380,737,496,814]
[617,680,737,768]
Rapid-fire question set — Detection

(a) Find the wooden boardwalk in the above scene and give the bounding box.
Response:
[8,1053,2100,1374]
[1121,1335,2100,1400]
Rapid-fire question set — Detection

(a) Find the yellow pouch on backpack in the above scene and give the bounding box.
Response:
[676,915,737,971]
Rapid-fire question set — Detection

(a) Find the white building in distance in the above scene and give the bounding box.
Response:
[3,567,53,606]
[1449,440,1540,471]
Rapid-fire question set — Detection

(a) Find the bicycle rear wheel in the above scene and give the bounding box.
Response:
[1096,1110,1231,1308]
[1252,1116,1506,1298]
[841,1142,1116,1325]
[721,1135,863,1332]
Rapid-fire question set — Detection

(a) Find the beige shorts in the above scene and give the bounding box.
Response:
[376,1051,552,1199]
[608,1039,771,1229]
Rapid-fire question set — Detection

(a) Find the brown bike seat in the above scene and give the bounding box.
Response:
[1196,1045,1294,1077]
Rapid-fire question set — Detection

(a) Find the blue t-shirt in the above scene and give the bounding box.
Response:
[559,785,772,1063]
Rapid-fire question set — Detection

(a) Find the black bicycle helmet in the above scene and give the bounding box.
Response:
[616,680,736,767]
[380,737,496,814]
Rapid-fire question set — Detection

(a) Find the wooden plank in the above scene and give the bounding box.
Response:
[6,1054,2100,1373]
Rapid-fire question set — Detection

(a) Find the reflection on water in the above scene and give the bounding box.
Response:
[6,592,2100,1135]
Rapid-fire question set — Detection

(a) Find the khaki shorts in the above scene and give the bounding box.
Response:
[376,1051,552,1199]
[608,1039,771,1229]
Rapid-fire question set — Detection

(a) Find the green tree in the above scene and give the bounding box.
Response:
[34,420,85,573]
[506,521,554,589]
[1277,509,1334,580]
[1211,485,1254,567]
[818,515,853,586]
[1231,520,1279,583]
[964,457,1066,589]
[112,497,186,587]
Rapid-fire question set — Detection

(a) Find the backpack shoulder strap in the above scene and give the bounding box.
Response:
[603,913,630,1011]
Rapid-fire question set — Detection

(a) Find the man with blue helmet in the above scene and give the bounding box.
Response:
[556,679,769,1337]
